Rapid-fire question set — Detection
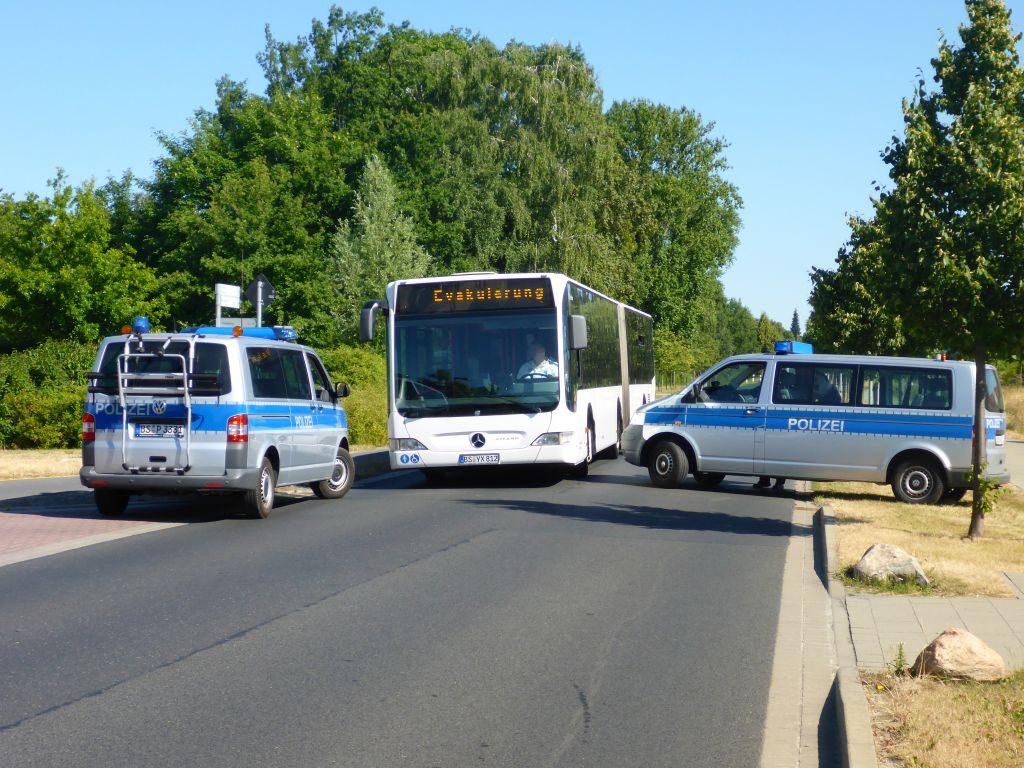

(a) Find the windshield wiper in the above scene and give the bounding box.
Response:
[486,395,542,414]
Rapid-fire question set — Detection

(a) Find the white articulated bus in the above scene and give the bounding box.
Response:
[360,272,655,477]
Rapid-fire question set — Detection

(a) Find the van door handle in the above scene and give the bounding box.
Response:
[744,407,761,415]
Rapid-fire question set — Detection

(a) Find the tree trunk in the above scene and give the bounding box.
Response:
[968,341,987,539]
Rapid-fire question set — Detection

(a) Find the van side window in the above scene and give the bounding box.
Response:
[699,362,766,403]
[308,354,334,402]
[280,349,312,400]
[248,348,288,399]
[860,367,952,410]
[774,364,854,405]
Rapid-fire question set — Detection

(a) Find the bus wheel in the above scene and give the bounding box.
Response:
[648,441,687,488]
[891,458,945,505]
[245,457,277,518]
[693,471,725,489]
[312,447,354,500]
[94,489,129,516]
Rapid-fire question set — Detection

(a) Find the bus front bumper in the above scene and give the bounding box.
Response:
[390,444,582,470]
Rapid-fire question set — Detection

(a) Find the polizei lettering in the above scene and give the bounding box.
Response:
[787,417,845,433]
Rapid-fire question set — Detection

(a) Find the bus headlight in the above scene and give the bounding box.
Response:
[390,438,427,451]
[532,431,573,446]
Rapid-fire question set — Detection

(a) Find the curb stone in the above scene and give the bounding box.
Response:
[352,448,391,479]
[816,504,879,768]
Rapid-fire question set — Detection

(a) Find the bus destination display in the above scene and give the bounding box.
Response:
[397,278,554,314]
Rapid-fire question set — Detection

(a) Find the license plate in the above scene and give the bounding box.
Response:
[135,423,185,438]
[459,453,500,465]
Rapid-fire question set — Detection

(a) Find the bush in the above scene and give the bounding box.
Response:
[0,341,94,448]
[319,345,388,447]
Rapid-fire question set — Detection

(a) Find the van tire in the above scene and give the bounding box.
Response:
[94,489,129,516]
[312,448,355,500]
[693,471,725,489]
[245,457,276,518]
[891,458,945,505]
[648,440,688,488]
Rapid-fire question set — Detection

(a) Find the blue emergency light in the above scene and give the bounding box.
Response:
[186,325,300,341]
[774,340,814,355]
[131,316,150,334]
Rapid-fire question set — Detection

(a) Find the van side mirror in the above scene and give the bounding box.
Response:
[359,300,385,343]
[570,314,588,350]
[335,381,351,399]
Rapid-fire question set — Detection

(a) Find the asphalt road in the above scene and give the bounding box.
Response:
[0,460,800,768]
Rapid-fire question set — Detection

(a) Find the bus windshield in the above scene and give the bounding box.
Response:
[394,310,561,417]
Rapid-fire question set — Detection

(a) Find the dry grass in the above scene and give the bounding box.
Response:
[815,482,1024,596]
[0,449,81,480]
[865,670,1024,768]
[1006,385,1024,440]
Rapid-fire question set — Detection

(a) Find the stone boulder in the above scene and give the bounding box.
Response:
[913,628,1007,681]
[852,543,929,586]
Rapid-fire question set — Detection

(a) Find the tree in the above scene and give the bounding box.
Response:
[755,312,776,353]
[790,309,801,340]
[0,174,162,350]
[332,155,430,343]
[862,0,1024,537]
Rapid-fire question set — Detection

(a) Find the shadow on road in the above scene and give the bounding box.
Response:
[0,489,307,523]
[469,497,810,538]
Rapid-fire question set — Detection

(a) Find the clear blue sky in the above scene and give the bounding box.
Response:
[2,1,1019,328]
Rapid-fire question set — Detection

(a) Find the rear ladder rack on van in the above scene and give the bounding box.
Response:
[114,336,200,474]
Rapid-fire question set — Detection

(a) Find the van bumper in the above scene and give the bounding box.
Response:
[79,466,260,492]
[948,467,1012,489]
[622,424,645,467]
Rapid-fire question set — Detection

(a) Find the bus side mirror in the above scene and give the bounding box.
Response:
[359,300,385,343]
[335,382,351,399]
[570,314,588,350]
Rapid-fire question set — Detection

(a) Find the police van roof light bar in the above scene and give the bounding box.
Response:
[774,340,814,355]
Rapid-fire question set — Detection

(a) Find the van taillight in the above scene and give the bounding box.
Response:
[82,413,96,443]
[227,414,249,443]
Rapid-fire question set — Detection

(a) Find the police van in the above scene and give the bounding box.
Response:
[622,342,1010,503]
[80,318,354,518]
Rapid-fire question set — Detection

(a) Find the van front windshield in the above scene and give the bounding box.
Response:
[393,310,560,417]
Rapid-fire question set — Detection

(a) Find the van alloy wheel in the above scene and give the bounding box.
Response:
[312,448,355,500]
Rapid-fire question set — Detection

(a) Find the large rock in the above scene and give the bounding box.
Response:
[852,543,929,586]
[913,628,1007,681]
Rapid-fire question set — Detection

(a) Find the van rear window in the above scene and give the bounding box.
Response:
[985,368,1004,413]
[92,341,231,396]
[860,367,951,410]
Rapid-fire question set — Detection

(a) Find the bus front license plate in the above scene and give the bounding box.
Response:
[459,454,500,465]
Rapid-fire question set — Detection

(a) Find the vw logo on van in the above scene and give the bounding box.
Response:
[152,400,167,415]
[470,433,486,448]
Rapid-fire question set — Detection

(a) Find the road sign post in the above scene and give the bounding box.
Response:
[245,275,276,328]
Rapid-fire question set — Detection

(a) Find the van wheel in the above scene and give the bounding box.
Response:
[94,489,129,516]
[693,471,725,489]
[648,441,688,488]
[245,457,276,518]
[943,487,969,503]
[891,458,945,505]
[312,448,354,500]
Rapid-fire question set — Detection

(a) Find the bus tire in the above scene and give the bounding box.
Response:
[94,489,129,516]
[245,457,277,518]
[648,440,687,488]
[693,471,725,489]
[596,411,623,460]
[891,458,945,505]
[312,447,354,500]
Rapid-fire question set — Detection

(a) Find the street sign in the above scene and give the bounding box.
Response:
[215,283,241,309]
[244,274,276,328]
[217,317,257,328]
[244,275,276,305]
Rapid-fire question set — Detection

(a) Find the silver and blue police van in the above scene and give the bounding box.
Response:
[622,341,1009,503]
[80,317,354,518]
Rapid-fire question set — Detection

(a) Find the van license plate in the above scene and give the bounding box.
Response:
[459,454,499,465]
[135,424,185,438]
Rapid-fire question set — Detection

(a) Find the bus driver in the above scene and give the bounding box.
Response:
[517,342,558,379]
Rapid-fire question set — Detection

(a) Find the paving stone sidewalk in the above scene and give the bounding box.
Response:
[847,593,1024,671]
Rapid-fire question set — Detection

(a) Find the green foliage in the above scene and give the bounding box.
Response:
[0,175,163,350]
[0,340,94,448]
[331,155,431,345]
[790,310,801,340]
[319,345,387,446]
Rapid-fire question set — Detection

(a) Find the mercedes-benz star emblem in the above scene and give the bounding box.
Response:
[470,433,486,448]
